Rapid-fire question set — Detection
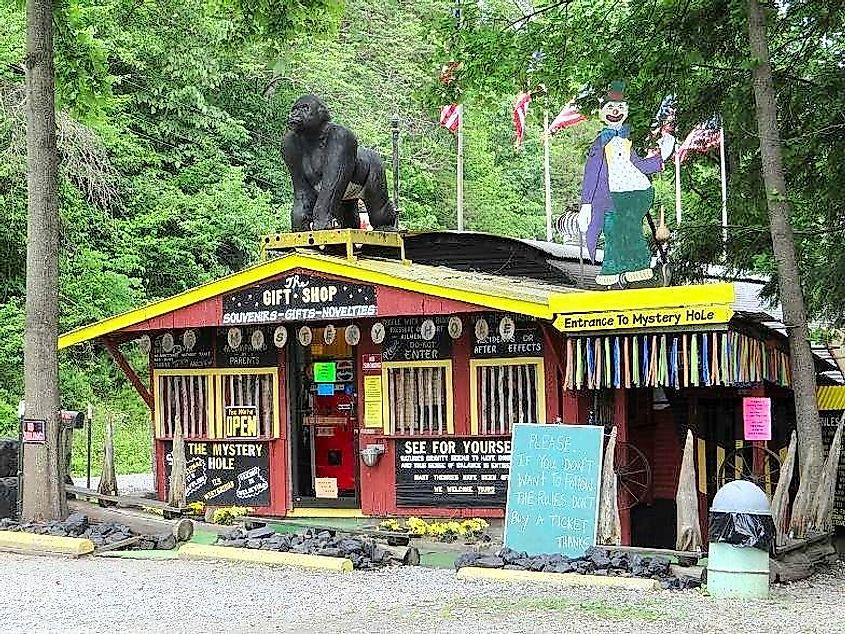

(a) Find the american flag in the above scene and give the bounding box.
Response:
[548,100,587,135]
[512,92,532,147]
[439,104,461,133]
[650,94,678,138]
[677,116,722,163]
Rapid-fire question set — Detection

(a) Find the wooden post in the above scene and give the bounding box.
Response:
[98,415,118,497]
[168,415,186,509]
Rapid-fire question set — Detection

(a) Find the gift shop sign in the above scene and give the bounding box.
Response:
[222,274,377,325]
[554,305,733,332]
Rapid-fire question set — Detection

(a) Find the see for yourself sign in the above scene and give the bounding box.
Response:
[554,305,733,332]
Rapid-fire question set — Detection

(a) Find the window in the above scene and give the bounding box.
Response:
[217,371,277,438]
[382,362,453,435]
[156,373,212,438]
[470,358,546,435]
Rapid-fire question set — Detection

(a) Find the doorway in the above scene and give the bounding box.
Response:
[289,326,359,508]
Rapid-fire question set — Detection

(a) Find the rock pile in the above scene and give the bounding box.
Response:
[217,526,395,570]
[455,546,703,590]
[0,512,177,550]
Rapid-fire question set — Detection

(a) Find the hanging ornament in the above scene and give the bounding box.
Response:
[323,324,337,345]
[182,329,197,351]
[448,316,463,340]
[273,326,288,348]
[499,317,516,341]
[298,326,313,347]
[475,318,490,341]
[161,332,175,353]
[370,322,386,344]
[137,335,151,355]
[227,327,242,350]
[345,324,361,346]
[251,328,265,351]
[420,319,436,341]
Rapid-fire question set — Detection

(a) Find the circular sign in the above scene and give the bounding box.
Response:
[474,318,490,341]
[370,322,386,344]
[182,329,197,351]
[345,324,361,346]
[137,335,151,355]
[161,332,175,353]
[499,317,516,342]
[273,326,288,348]
[324,324,337,345]
[448,316,463,340]
[251,328,265,351]
[298,326,313,346]
[227,327,242,350]
[420,319,436,341]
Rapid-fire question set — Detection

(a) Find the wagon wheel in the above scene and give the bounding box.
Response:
[613,441,652,510]
[716,446,782,492]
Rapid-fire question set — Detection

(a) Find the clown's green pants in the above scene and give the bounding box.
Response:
[601,188,654,276]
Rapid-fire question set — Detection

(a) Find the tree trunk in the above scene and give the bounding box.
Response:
[22,0,65,522]
[746,0,823,481]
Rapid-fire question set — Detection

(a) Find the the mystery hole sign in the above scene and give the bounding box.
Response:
[164,441,270,506]
[395,437,511,508]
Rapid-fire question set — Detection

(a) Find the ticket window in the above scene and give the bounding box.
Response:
[290,328,358,505]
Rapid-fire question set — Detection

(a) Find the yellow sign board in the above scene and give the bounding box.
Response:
[363,376,383,428]
[553,305,734,333]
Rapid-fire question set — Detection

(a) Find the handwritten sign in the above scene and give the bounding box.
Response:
[315,477,338,499]
[381,317,452,362]
[363,376,383,428]
[471,314,543,358]
[504,423,603,557]
[743,397,772,441]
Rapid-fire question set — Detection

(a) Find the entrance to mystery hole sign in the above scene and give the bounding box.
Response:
[289,326,360,508]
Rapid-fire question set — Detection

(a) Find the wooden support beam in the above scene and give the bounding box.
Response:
[102,337,153,409]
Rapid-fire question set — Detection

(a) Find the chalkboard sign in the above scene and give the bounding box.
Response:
[152,328,214,369]
[222,273,377,325]
[164,440,271,506]
[472,314,544,359]
[381,316,452,362]
[821,411,845,526]
[395,437,511,507]
[504,423,603,557]
[216,326,277,368]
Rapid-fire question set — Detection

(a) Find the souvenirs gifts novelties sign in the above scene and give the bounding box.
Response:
[395,437,511,507]
[164,441,270,506]
[222,273,377,325]
[504,423,603,557]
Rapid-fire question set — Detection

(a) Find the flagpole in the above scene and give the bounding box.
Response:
[457,105,464,232]
[674,144,682,225]
[543,107,552,242]
[719,126,727,252]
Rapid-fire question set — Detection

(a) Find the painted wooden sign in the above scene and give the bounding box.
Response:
[381,316,452,362]
[504,423,603,557]
[554,306,733,332]
[164,440,271,506]
[743,397,772,441]
[222,273,377,325]
[471,313,543,358]
[395,437,511,508]
[152,328,214,369]
[216,326,277,368]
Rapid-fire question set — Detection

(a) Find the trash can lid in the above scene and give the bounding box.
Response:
[711,480,771,515]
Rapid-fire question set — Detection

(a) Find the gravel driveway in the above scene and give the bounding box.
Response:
[1,554,843,633]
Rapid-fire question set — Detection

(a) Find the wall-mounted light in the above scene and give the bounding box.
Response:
[360,444,385,467]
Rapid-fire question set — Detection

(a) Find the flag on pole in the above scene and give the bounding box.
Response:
[677,116,722,163]
[650,94,678,138]
[548,100,587,134]
[439,104,461,133]
[512,92,532,147]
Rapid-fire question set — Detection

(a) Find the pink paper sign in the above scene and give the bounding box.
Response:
[743,397,772,441]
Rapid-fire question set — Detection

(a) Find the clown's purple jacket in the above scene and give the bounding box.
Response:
[580,131,663,260]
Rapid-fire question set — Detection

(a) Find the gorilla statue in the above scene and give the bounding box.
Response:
[283,95,398,232]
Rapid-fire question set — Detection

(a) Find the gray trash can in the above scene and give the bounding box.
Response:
[707,480,775,599]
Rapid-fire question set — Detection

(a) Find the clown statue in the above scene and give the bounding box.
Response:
[578,81,675,288]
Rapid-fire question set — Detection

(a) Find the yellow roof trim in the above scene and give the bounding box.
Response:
[548,282,735,314]
[58,252,555,350]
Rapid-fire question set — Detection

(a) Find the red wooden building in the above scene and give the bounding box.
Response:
[59,230,832,547]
